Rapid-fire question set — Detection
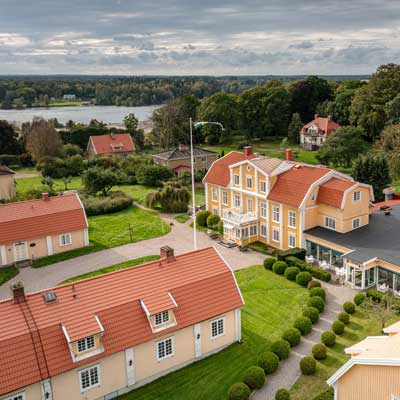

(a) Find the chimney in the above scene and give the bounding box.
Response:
[314,114,319,120]
[179,144,189,152]
[111,133,116,140]
[160,246,175,262]
[328,115,332,121]
[285,148,293,161]
[42,193,49,201]
[10,282,25,304]
[244,146,253,156]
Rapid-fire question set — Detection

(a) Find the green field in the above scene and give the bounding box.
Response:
[48,100,83,107]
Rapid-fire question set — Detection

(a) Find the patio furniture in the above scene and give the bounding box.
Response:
[306,255,315,264]
[320,260,329,270]
[218,239,237,248]
[394,290,400,298]
[238,245,249,252]
[378,283,389,293]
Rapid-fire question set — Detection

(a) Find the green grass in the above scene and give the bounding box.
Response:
[117,265,309,400]
[48,100,83,107]
[16,175,82,194]
[0,266,19,285]
[175,214,191,223]
[32,206,170,267]
[59,255,160,284]
[247,241,271,255]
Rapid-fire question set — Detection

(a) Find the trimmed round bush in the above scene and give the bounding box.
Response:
[217,220,224,234]
[196,210,210,227]
[275,388,291,400]
[284,266,300,281]
[354,293,366,306]
[282,328,301,347]
[264,257,276,270]
[303,306,320,324]
[312,343,327,360]
[308,296,325,313]
[258,351,280,374]
[309,287,326,301]
[332,320,345,335]
[338,311,350,325]
[273,261,288,275]
[296,271,312,287]
[206,214,220,229]
[271,340,291,360]
[228,383,251,400]
[307,280,321,289]
[300,356,316,375]
[243,366,266,390]
[294,316,312,335]
[343,302,356,314]
[321,331,336,347]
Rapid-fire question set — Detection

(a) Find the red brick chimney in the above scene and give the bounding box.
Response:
[285,149,293,161]
[10,282,26,304]
[160,246,175,262]
[42,193,49,201]
[244,146,253,156]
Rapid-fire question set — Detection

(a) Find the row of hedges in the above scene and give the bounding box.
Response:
[80,191,133,216]
[285,256,331,282]
[196,210,223,233]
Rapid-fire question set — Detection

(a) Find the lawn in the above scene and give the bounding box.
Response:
[59,255,160,284]
[48,100,83,107]
[0,266,19,285]
[33,206,170,267]
[16,175,82,194]
[117,265,309,400]
[175,214,191,223]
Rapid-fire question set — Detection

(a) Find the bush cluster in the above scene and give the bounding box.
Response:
[243,366,265,390]
[321,331,336,347]
[343,302,356,314]
[300,356,316,375]
[271,340,291,360]
[196,210,210,227]
[81,192,133,216]
[294,316,312,335]
[308,296,325,313]
[258,351,280,374]
[303,306,320,324]
[273,261,288,275]
[354,293,366,305]
[307,280,321,289]
[309,287,326,300]
[282,328,302,347]
[284,266,300,281]
[228,383,251,400]
[264,257,276,270]
[275,247,306,261]
[285,257,331,282]
[332,320,345,335]
[312,343,327,360]
[338,311,350,325]
[275,389,291,400]
[296,271,312,287]
[206,214,220,229]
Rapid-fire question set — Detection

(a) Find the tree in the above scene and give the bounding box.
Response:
[0,120,20,155]
[82,167,127,196]
[384,94,400,125]
[135,165,172,187]
[124,113,144,149]
[144,181,190,212]
[316,126,368,168]
[26,118,62,162]
[377,123,400,178]
[288,113,303,144]
[352,153,391,202]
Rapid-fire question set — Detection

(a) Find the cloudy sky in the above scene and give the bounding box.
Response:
[1,0,400,75]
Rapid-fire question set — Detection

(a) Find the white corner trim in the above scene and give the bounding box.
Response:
[61,324,71,343]
[140,300,151,318]
[340,182,360,210]
[0,245,7,266]
[46,236,53,256]
[299,170,333,210]
[168,291,178,308]
[95,315,104,333]
[235,308,242,342]
[75,193,89,229]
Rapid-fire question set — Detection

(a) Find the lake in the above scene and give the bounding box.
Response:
[0,105,159,125]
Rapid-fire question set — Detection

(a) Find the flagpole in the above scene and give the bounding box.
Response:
[190,117,197,250]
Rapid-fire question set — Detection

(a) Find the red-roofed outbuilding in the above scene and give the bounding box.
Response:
[87,133,136,159]
[300,114,340,150]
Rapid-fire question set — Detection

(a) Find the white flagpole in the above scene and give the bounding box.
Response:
[190,117,197,250]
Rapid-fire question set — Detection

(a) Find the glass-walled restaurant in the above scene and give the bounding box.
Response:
[306,240,344,268]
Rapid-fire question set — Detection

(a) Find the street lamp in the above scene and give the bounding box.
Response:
[190,118,225,250]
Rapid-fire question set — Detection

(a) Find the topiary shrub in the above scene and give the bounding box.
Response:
[300,356,316,375]
[196,210,210,227]
[303,306,320,324]
[309,287,326,301]
[286,256,301,267]
[276,247,306,261]
[271,340,291,360]
[296,271,312,287]
[228,382,251,400]
[308,296,325,313]
[366,288,385,303]
[258,351,280,374]
[206,214,220,229]
[343,302,356,314]
[243,366,266,390]
[294,316,312,335]
[354,293,366,306]
[217,220,224,234]
[264,257,276,270]
[307,279,322,289]
[332,320,345,335]
[273,261,288,275]
[312,343,327,360]
[275,388,291,400]
[321,331,336,347]
[282,328,302,347]
[284,266,300,281]
[338,311,350,325]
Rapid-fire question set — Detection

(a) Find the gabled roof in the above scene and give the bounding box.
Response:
[203,151,257,187]
[0,166,15,176]
[153,147,216,160]
[268,165,331,208]
[0,194,88,244]
[250,157,285,176]
[302,116,340,137]
[0,247,243,396]
[89,133,135,155]
[317,177,356,208]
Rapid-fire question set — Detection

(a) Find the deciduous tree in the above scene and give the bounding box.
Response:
[0,120,20,155]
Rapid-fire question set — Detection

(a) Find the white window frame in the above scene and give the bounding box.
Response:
[59,233,72,247]
[201,156,207,163]
[260,181,266,193]
[247,199,253,213]
[234,194,241,209]
[210,317,225,339]
[352,218,361,229]
[288,233,296,248]
[242,227,249,238]
[260,224,267,237]
[222,191,228,206]
[233,174,239,186]
[5,393,26,400]
[272,228,280,243]
[260,202,267,218]
[155,310,169,326]
[211,188,218,202]
[77,336,96,353]
[236,228,241,239]
[79,365,101,392]
[249,225,257,236]
[353,191,361,202]
[288,211,296,228]
[272,206,280,223]
[246,175,252,189]
[156,337,174,361]
[212,207,218,215]
[324,216,336,231]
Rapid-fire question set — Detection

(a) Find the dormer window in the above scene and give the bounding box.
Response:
[77,336,95,353]
[155,310,169,326]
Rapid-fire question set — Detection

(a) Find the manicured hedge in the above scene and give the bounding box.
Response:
[309,287,326,301]
[312,343,327,360]
[271,340,291,360]
[296,271,312,287]
[294,316,312,335]
[332,320,345,335]
[282,328,301,347]
[300,356,316,375]
[338,311,350,325]
[275,388,291,400]
[273,261,288,275]
[343,302,356,314]
[275,247,306,261]
[303,306,320,324]
[264,257,276,270]
[307,280,321,289]
[228,383,251,400]
[354,293,366,305]
[81,192,133,216]
[308,296,325,313]
[284,266,300,281]
[196,210,210,227]
[258,351,280,374]
[286,256,300,266]
[243,366,265,390]
[321,331,336,347]
[206,214,220,229]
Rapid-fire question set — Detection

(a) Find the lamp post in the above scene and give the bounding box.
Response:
[190,119,225,250]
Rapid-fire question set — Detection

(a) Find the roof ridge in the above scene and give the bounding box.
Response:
[0,193,76,209]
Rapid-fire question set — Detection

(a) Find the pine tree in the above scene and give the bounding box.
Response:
[288,113,303,144]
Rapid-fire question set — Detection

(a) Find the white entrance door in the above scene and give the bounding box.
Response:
[13,242,28,262]
[125,348,135,386]
[194,323,202,358]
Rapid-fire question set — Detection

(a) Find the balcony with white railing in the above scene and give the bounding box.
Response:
[222,209,258,225]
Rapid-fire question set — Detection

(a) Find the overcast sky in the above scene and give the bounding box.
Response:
[1,0,399,75]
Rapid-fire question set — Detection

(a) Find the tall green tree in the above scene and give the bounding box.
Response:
[384,94,400,125]
[377,123,400,178]
[0,120,20,155]
[288,113,303,144]
[82,167,127,196]
[352,153,391,202]
[124,113,144,149]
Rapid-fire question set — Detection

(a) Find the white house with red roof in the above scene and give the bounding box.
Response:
[0,246,243,400]
[0,193,89,266]
[300,114,340,150]
[87,133,136,159]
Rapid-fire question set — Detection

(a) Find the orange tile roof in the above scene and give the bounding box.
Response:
[0,166,15,175]
[302,116,340,137]
[90,133,135,155]
[203,151,257,187]
[0,247,243,395]
[0,194,88,244]
[268,165,331,208]
[317,178,356,208]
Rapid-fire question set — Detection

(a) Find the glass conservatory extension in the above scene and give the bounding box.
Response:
[305,240,344,268]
